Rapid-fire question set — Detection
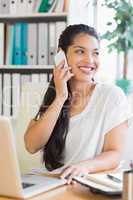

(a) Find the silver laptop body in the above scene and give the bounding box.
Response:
[0,117,66,198]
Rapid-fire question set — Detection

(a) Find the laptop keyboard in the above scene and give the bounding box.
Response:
[22,182,35,189]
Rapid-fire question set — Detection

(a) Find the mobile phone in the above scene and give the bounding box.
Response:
[54,49,68,68]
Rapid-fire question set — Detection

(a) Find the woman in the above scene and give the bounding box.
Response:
[24,24,130,184]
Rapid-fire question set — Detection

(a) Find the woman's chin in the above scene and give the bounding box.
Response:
[73,76,94,83]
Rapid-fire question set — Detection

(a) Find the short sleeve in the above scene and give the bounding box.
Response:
[102,86,133,135]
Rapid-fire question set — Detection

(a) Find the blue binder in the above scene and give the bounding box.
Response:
[12,23,22,65]
[21,23,28,65]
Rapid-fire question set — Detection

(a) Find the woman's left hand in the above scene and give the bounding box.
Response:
[60,164,89,184]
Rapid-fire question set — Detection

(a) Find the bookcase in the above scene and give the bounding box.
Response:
[0,12,67,117]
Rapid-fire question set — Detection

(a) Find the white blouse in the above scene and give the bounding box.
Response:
[63,83,132,167]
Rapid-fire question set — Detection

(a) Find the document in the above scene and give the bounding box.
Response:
[73,172,123,196]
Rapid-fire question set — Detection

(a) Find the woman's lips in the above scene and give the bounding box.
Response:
[79,66,96,73]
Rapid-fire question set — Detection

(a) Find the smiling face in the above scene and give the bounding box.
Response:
[66,33,100,83]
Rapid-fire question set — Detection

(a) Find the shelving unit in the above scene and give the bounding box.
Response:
[0,11,67,116]
[0,12,67,66]
[0,65,53,74]
[0,12,67,23]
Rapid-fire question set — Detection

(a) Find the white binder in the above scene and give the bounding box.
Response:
[17,0,27,15]
[26,0,35,14]
[54,0,64,13]
[12,73,20,117]
[0,23,4,65]
[55,21,66,50]
[9,0,17,14]
[0,0,10,14]
[3,74,11,116]
[48,22,56,65]
[38,23,48,65]
[27,23,37,65]
[31,74,39,83]
[20,74,31,94]
[39,74,48,83]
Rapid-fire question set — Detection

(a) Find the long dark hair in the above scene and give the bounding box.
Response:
[35,24,99,171]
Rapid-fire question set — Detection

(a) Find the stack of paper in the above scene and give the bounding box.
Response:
[73,172,123,195]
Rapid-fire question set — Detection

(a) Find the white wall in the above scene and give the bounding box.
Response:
[67,0,95,26]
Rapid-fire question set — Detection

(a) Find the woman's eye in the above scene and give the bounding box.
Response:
[94,52,99,56]
[75,49,84,54]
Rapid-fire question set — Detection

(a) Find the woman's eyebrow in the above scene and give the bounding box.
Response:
[93,48,99,51]
[72,45,99,51]
[72,45,85,49]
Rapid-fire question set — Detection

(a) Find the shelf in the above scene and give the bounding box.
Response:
[0,65,53,74]
[0,12,67,23]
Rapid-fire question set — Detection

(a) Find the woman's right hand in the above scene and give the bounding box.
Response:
[53,60,74,101]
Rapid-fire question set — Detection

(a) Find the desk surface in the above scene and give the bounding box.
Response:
[0,183,121,200]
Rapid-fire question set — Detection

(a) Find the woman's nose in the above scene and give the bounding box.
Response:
[84,54,94,64]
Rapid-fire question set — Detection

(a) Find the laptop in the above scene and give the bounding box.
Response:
[0,117,66,198]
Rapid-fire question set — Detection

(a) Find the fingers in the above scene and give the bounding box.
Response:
[64,70,74,82]
[66,170,79,184]
[60,167,77,184]
[60,166,73,179]
[60,164,89,185]
[60,166,84,184]
[59,67,72,79]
